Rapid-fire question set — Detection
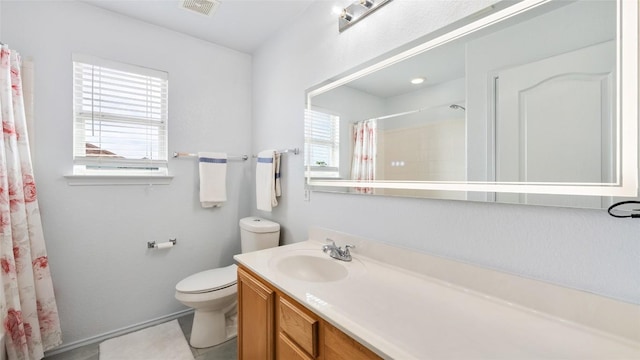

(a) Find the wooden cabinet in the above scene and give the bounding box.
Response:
[237,265,382,360]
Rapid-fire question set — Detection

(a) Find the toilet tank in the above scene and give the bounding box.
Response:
[239,217,280,253]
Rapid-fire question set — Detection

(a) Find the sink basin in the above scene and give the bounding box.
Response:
[270,250,365,282]
[276,255,348,282]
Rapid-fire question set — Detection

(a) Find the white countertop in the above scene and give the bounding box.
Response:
[234,239,640,359]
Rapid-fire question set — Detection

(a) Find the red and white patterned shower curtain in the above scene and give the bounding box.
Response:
[0,46,62,359]
[350,119,377,194]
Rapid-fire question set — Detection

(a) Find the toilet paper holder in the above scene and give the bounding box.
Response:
[147,238,177,249]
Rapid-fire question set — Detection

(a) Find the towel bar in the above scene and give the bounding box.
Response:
[252,148,300,158]
[173,152,248,161]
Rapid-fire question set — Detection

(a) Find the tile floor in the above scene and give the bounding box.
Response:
[43,313,237,360]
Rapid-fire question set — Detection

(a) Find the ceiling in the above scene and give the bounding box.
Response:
[346,40,466,99]
[81,0,316,54]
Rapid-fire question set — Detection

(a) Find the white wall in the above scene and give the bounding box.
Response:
[1,1,253,346]
[252,0,640,306]
[384,77,465,122]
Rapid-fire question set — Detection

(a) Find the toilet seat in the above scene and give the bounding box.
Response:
[176,264,238,294]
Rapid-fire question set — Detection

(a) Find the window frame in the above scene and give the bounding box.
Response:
[69,54,170,184]
[304,108,341,179]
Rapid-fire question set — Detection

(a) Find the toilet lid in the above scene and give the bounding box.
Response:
[176,264,238,294]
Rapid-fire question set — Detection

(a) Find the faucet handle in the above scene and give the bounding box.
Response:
[344,244,355,255]
[323,238,336,253]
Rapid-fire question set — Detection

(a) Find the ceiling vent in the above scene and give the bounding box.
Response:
[179,0,220,17]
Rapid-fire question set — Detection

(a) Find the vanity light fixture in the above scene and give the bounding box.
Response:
[410,77,425,84]
[338,0,392,32]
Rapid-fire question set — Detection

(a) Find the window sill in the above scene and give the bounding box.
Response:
[307,177,344,180]
[65,174,174,186]
[305,172,341,179]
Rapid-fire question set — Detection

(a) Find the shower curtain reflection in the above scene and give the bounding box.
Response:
[350,119,377,194]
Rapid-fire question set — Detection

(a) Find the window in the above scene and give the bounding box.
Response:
[304,109,340,178]
[72,54,168,176]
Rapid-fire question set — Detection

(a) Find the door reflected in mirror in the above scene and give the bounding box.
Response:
[305,0,638,209]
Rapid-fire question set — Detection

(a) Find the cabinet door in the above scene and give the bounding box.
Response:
[238,267,275,360]
[324,322,382,360]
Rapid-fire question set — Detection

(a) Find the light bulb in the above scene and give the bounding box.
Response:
[360,0,374,8]
[341,8,353,21]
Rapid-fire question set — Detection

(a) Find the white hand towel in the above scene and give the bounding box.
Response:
[198,152,227,208]
[256,149,276,211]
[274,153,282,199]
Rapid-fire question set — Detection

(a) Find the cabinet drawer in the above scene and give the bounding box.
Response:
[279,297,318,357]
[278,333,314,360]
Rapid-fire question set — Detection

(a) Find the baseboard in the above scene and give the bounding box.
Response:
[44,308,194,357]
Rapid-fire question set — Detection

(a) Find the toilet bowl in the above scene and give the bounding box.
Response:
[175,217,280,348]
[175,264,238,348]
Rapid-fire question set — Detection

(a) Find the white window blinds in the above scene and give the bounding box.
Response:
[304,109,340,177]
[72,54,168,175]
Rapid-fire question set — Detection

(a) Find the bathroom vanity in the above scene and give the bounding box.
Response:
[235,228,640,359]
[237,266,380,360]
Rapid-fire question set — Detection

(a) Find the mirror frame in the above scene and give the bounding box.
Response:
[305,0,638,198]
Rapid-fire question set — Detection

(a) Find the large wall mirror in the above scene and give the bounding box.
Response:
[305,0,638,209]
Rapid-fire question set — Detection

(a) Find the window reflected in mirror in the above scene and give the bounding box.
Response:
[304,109,340,178]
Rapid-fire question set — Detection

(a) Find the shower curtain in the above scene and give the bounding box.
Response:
[350,119,377,194]
[0,46,62,359]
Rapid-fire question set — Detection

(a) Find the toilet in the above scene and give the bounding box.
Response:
[175,216,280,348]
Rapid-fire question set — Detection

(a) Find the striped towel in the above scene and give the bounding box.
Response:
[256,149,279,211]
[274,153,282,197]
[198,152,227,208]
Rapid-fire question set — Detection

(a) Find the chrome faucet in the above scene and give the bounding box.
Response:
[322,238,355,262]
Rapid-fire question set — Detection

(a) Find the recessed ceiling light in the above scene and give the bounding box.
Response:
[411,77,425,85]
[180,0,220,17]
